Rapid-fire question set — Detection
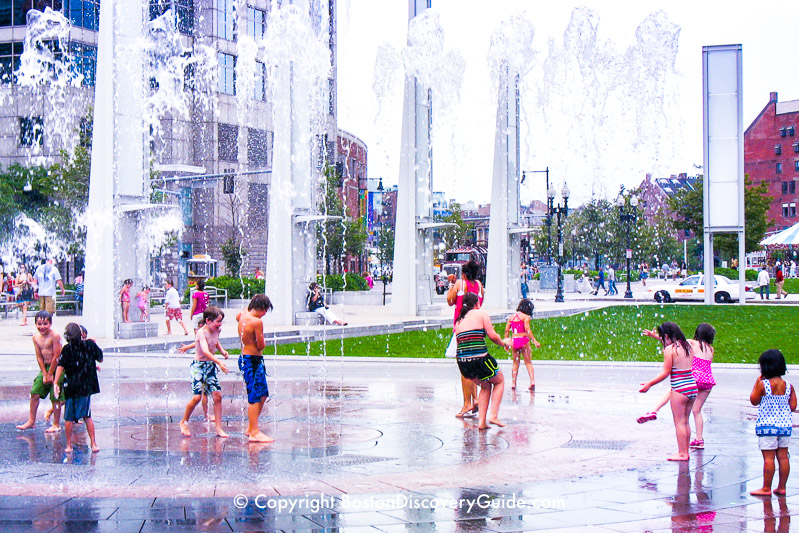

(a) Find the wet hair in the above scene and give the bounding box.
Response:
[457,292,480,323]
[759,349,787,379]
[657,321,691,357]
[516,298,534,316]
[203,306,224,324]
[196,279,205,291]
[80,325,88,339]
[123,278,132,286]
[248,294,273,312]
[165,279,173,286]
[34,310,52,324]
[64,323,83,344]
[693,323,716,352]
[461,261,480,282]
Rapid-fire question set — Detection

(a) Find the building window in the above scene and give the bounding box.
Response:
[2,0,64,28]
[192,186,214,227]
[216,0,235,40]
[66,0,100,31]
[790,126,796,136]
[20,117,44,147]
[0,42,21,83]
[218,123,238,162]
[247,128,270,167]
[252,61,265,101]
[79,117,92,147]
[247,182,269,230]
[783,203,796,218]
[792,182,797,195]
[218,52,235,95]
[246,7,266,40]
[781,127,787,137]
[794,143,799,153]
[149,1,194,35]
[783,182,788,195]
[795,160,799,172]
[69,42,97,86]
[776,144,782,155]
[783,204,789,217]
[777,162,783,174]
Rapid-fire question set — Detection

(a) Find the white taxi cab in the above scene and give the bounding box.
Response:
[647,274,754,303]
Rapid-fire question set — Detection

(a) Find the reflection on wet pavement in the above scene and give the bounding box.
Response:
[0,357,795,531]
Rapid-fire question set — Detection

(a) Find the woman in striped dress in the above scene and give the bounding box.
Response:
[453,293,509,429]
[640,322,696,461]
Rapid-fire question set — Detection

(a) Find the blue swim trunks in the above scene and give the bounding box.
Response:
[64,395,91,422]
[238,355,269,404]
[190,360,221,396]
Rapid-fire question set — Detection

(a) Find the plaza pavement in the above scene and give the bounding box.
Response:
[0,280,796,531]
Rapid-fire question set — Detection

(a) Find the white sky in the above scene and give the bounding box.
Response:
[336,0,799,206]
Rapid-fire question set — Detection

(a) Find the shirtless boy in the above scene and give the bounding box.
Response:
[17,311,64,432]
[236,294,274,443]
[179,306,229,438]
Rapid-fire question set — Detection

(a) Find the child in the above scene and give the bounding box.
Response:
[136,286,150,322]
[179,306,229,438]
[53,323,103,453]
[750,349,797,497]
[639,322,696,461]
[236,294,274,443]
[503,298,541,391]
[164,279,189,335]
[16,311,64,432]
[189,279,210,332]
[119,279,132,323]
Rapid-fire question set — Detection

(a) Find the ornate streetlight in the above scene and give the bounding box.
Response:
[551,183,570,302]
[617,194,639,299]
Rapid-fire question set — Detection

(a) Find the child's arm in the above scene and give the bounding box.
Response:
[177,341,196,354]
[254,320,266,353]
[640,346,673,392]
[750,377,765,406]
[53,365,65,397]
[33,338,47,378]
[524,316,541,348]
[504,320,511,338]
[189,295,197,317]
[48,334,62,379]
[483,314,509,348]
[642,329,660,340]
[790,384,797,412]
[216,340,229,359]
[198,334,228,373]
[446,280,459,306]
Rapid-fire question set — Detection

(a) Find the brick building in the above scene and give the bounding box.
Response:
[744,91,799,232]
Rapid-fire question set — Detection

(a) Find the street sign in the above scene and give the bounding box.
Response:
[626,249,632,259]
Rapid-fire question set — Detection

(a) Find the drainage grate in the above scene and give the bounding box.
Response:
[310,454,396,467]
[562,440,632,450]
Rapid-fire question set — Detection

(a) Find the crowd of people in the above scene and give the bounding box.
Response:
[1,259,71,325]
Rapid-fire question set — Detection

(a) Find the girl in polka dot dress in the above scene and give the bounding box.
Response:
[750,349,797,497]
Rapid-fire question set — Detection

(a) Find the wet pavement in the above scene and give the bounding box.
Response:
[0,353,795,531]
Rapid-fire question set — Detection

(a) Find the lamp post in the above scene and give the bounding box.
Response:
[617,194,639,299]
[571,229,577,269]
[522,167,550,264]
[550,182,569,303]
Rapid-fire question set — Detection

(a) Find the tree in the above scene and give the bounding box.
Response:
[436,202,472,246]
[317,164,368,274]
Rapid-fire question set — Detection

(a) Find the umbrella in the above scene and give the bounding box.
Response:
[761,222,799,249]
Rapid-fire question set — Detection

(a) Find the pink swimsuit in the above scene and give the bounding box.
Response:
[453,280,483,325]
[692,357,715,391]
[509,313,529,350]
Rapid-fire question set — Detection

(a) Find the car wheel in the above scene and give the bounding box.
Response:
[715,292,731,304]
[662,291,672,303]
[654,291,663,303]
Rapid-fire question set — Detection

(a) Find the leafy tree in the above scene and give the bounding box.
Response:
[317,164,369,274]
[436,202,472,246]
[220,237,245,277]
[376,224,395,268]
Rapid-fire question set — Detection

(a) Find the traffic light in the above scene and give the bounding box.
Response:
[223,173,235,194]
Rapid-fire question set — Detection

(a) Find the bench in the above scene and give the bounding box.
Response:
[190,286,228,308]
[294,311,324,325]
[148,287,167,308]
[55,290,81,315]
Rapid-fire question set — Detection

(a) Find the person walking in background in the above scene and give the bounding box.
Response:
[520,264,529,299]
[189,279,210,332]
[775,263,788,299]
[790,260,796,279]
[591,266,605,296]
[757,266,770,300]
[15,266,34,326]
[33,258,65,315]
[164,279,189,335]
[606,265,617,296]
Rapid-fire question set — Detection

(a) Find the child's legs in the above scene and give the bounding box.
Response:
[652,389,671,413]
[201,392,210,416]
[511,350,520,385]
[165,317,171,334]
[84,416,97,446]
[691,389,711,440]
[211,391,223,427]
[475,379,491,427]
[521,347,535,384]
[27,394,40,423]
[248,398,265,432]
[182,395,201,422]
[669,391,692,456]
[487,371,505,419]
[776,447,790,490]
[460,375,476,408]
[64,420,74,448]
[761,449,777,490]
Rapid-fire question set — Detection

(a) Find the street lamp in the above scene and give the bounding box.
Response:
[617,194,639,299]
[522,167,551,265]
[551,182,569,302]
[571,229,577,269]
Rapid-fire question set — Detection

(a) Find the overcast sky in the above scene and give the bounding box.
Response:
[336,0,799,207]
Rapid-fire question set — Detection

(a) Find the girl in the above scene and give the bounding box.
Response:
[119,279,132,323]
[15,267,33,326]
[453,292,508,429]
[504,298,541,391]
[136,286,150,322]
[639,322,696,461]
[750,349,796,497]
[638,323,716,450]
[447,260,485,418]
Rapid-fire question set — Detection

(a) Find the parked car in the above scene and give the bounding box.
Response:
[647,274,754,303]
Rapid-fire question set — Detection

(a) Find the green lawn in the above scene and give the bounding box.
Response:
[246,305,798,364]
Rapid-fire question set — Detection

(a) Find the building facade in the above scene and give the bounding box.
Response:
[0,0,341,288]
[744,91,799,233]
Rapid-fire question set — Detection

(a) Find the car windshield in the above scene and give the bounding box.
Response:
[680,277,700,286]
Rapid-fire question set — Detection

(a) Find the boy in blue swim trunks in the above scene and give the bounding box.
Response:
[16,311,64,433]
[179,306,229,438]
[236,294,274,443]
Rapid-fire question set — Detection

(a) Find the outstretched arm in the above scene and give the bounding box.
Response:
[640,347,672,393]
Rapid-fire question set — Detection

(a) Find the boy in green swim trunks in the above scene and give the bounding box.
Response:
[16,311,64,432]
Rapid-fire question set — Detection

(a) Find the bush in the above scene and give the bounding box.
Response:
[206,276,266,300]
[318,273,369,292]
[714,267,758,282]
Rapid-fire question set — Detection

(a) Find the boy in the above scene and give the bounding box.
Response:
[164,279,189,335]
[54,323,103,452]
[236,294,274,443]
[16,311,64,432]
[179,306,229,438]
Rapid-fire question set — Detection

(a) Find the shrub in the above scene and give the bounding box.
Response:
[206,276,266,300]
[317,273,369,292]
[714,267,758,282]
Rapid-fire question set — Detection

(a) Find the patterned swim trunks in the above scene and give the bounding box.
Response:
[166,306,183,321]
[190,360,221,396]
[238,355,269,404]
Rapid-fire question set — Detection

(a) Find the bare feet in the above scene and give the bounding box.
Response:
[215,428,229,438]
[489,418,506,427]
[511,384,516,390]
[179,421,191,437]
[44,408,53,422]
[208,414,215,422]
[529,384,536,391]
[667,454,689,461]
[478,425,489,430]
[45,424,61,433]
[750,488,772,496]
[248,431,274,443]
[16,421,35,430]
[91,445,100,453]
[455,406,472,418]
[774,488,787,496]
[64,446,73,453]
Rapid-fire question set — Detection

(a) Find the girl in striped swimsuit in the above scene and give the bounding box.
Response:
[453,293,509,429]
[640,322,696,461]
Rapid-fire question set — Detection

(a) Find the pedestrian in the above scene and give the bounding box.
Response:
[53,322,103,453]
[606,265,617,295]
[16,311,64,433]
[504,298,541,391]
[671,260,679,281]
[119,279,132,323]
[749,349,796,497]
[363,271,374,289]
[775,264,788,299]
[447,260,484,418]
[453,293,509,429]
[33,258,65,315]
[236,294,274,443]
[520,264,529,299]
[164,279,189,335]
[757,266,770,300]
[254,267,264,280]
[15,266,34,326]
[680,261,688,278]
[790,260,796,279]
[591,266,605,296]
[74,271,84,314]
[640,263,649,286]
[639,322,696,461]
